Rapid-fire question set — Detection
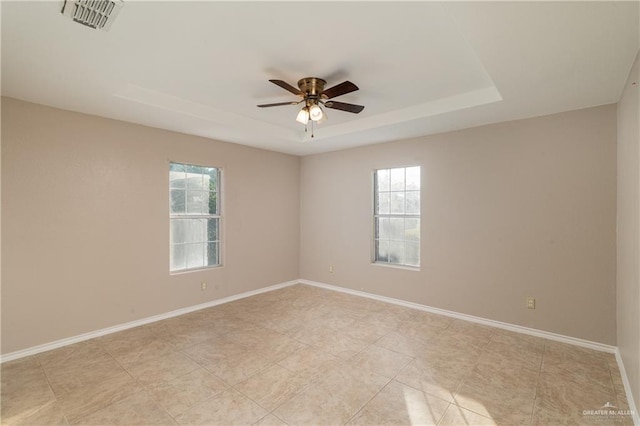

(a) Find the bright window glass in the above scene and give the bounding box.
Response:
[169,162,220,272]
[374,166,420,267]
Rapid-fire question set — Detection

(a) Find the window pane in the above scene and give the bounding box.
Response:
[390,168,405,191]
[376,192,390,214]
[187,173,205,190]
[405,218,420,241]
[376,240,389,262]
[186,190,208,214]
[406,166,420,190]
[169,171,186,188]
[390,218,405,241]
[406,191,420,215]
[206,168,218,190]
[207,218,218,242]
[376,169,390,192]
[405,242,420,266]
[207,191,218,215]
[170,163,186,173]
[389,241,404,265]
[185,219,206,243]
[376,217,390,240]
[186,243,205,269]
[170,219,187,244]
[170,244,186,271]
[390,192,405,214]
[207,242,219,266]
[170,189,186,214]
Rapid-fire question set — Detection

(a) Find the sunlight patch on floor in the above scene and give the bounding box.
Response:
[403,386,445,424]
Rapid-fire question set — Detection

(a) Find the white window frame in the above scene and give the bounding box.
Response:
[169,161,222,273]
[373,166,421,269]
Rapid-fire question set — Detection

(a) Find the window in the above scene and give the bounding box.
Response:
[374,166,420,267]
[169,162,221,272]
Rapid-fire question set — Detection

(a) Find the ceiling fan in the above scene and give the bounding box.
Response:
[257,77,364,135]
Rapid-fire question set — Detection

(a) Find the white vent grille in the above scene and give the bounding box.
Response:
[60,0,124,31]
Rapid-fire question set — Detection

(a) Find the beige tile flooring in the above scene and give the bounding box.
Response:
[1,284,632,425]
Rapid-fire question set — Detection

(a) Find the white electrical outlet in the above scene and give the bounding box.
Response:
[526,297,535,309]
[329,265,334,273]
[201,282,207,291]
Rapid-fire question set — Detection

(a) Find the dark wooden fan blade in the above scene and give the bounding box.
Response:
[257,101,301,108]
[321,81,359,99]
[324,100,364,113]
[269,79,303,96]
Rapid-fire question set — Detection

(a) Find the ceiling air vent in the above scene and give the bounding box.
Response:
[60,0,124,31]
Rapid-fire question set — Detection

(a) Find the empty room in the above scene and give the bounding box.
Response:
[1,1,639,425]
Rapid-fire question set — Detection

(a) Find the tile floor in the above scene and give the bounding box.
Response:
[1,284,632,425]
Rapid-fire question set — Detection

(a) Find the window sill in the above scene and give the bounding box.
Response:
[371,262,420,272]
[170,265,223,275]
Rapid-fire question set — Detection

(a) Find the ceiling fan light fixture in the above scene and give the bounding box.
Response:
[309,104,323,121]
[317,108,328,124]
[296,107,309,124]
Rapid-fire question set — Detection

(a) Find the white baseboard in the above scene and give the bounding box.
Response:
[0,279,299,363]
[299,279,617,353]
[2,278,616,362]
[615,349,640,425]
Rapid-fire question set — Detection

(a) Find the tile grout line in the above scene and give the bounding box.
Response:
[230,358,313,410]
[443,328,497,421]
[35,359,71,425]
[343,376,394,425]
[528,341,547,426]
[95,337,202,425]
[96,343,177,424]
[46,343,148,424]
[343,338,419,424]
[435,403,454,426]
[222,321,344,421]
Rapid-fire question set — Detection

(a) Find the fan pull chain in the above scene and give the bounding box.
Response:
[303,118,314,137]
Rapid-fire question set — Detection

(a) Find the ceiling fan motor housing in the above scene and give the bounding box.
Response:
[298,78,326,97]
[257,77,364,115]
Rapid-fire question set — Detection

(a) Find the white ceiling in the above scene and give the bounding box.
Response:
[2,1,639,156]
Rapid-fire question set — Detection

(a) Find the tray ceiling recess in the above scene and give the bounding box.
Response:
[2,2,638,155]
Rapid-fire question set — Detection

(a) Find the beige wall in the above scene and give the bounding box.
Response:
[300,105,617,345]
[1,97,300,354]
[617,50,640,413]
[0,96,621,354]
